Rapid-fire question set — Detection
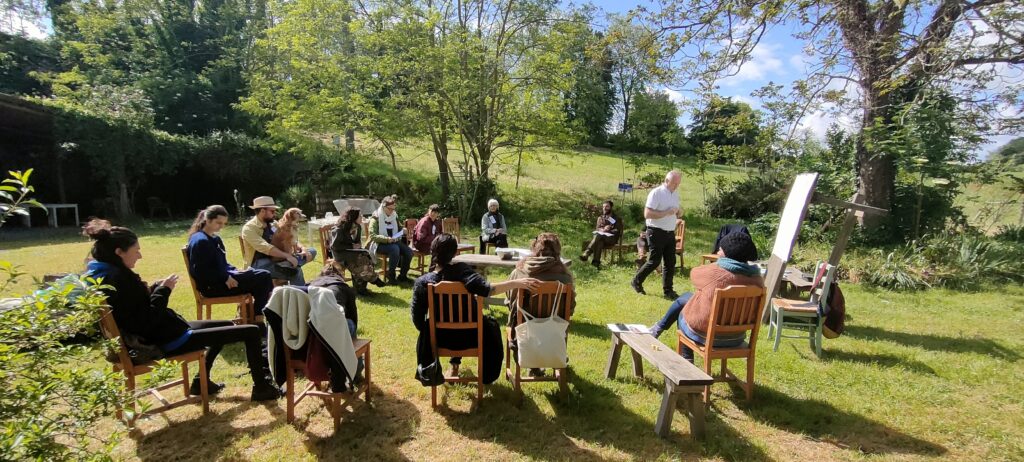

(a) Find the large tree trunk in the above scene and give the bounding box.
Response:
[430,124,451,199]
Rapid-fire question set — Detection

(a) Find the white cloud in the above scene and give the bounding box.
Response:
[1,10,51,39]
[720,43,784,86]
[662,88,684,104]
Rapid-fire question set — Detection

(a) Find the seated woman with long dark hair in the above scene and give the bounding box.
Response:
[329,207,385,295]
[410,234,541,377]
[84,219,282,401]
[186,205,274,314]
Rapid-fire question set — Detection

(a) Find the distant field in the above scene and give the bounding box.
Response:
[958,169,1022,233]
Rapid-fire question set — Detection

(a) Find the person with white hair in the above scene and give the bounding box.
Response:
[632,170,683,299]
[480,198,509,253]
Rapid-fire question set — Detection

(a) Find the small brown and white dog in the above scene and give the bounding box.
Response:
[271,207,310,262]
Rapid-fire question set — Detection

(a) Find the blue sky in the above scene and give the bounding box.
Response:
[583,0,1019,159]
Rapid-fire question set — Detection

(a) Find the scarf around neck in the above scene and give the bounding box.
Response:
[517,256,568,276]
[717,257,760,276]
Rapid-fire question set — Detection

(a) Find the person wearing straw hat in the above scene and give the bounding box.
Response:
[240,196,306,285]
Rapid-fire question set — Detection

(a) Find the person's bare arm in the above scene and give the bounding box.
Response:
[644,207,678,220]
[490,277,542,295]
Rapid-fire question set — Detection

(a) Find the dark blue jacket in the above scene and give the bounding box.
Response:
[187,231,236,291]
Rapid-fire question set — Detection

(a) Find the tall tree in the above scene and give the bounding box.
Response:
[562,19,616,146]
[648,0,1024,229]
[605,16,661,134]
[625,89,684,154]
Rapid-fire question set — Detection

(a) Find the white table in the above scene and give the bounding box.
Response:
[332,198,380,216]
[40,203,79,228]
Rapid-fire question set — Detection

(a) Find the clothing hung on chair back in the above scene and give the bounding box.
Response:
[515,282,570,369]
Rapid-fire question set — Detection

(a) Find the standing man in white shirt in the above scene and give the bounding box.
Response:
[632,170,682,299]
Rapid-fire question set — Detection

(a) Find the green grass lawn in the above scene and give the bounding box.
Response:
[3,144,1023,461]
[2,218,1022,461]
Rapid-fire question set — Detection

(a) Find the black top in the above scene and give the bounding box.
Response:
[409,262,492,332]
[87,261,190,346]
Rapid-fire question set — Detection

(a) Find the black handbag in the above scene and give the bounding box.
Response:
[415,357,445,387]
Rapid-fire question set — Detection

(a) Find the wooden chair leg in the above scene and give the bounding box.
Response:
[720,358,727,378]
[745,356,755,401]
[286,366,296,423]
[181,362,190,397]
[196,303,202,320]
[205,304,212,320]
[557,368,569,396]
[431,384,438,408]
[198,353,209,414]
[125,374,137,425]
[701,353,713,406]
[773,310,784,352]
[814,318,824,358]
[476,355,484,405]
[364,344,372,404]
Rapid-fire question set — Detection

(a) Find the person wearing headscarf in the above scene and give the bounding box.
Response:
[647,232,764,362]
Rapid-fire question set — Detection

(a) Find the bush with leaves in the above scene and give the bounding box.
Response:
[994,224,1024,243]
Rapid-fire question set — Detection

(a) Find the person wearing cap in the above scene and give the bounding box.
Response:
[480,198,508,253]
[367,195,414,283]
[647,231,763,362]
[240,196,305,285]
[632,170,683,299]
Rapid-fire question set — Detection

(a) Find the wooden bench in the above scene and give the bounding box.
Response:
[605,329,713,439]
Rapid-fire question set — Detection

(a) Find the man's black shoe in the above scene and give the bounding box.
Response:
[591,261,601,270]
[579,253,589,262]
[190,379,225,396]
[664,290,680,300]
[631,280,646,295]
[371,278,387,287]
[396,275,413,284]
[250,383,284,401]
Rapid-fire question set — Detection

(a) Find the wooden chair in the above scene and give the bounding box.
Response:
[317,224,334,265]
[675,219,686,270]
[428,282,486,409]
[768,262,836,357]
[676,285,766,405]
[284,338,372,430]
[405,218,428,276]
[181,247,256,323]
[237,235,249,269]
[441,217,476,255]
[99,307,209,424]
[505,282,574,400]
[362,221,391,283]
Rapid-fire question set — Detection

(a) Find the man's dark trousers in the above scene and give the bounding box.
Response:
[632,227,675,294]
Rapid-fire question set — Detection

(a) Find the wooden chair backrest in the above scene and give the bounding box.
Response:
[427,281,484,329]
[237,235,248,268]
[706,285,767,344]
[360,221,371,247]
[318,224,333,262]
[442,217,461,241]
[809,262,837,309]
[98,306,132,370]
[513,281,574,323]
[405,218,418,239]
[181,246,204,302]
[675,219,686,252]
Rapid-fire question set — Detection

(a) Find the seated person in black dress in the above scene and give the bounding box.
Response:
[83,219,282,401]
[410,233,540,377]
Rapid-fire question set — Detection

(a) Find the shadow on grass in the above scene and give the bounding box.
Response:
[825,350,937,375]
[738,385,947,457]
[133,395,283,461]
[845,325,1020,361]
[360,290,410,310]
[300,389,419,460]
[437,372,773,461]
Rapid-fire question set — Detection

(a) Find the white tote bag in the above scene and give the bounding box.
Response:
[515,283,569,369]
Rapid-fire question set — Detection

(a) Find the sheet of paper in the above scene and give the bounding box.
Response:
[593,231,614,237]
[607,323,650,334]
[606,216,616,224]
[392,229,405,239]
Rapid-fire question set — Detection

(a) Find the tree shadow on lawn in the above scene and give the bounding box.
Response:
[299,389,420,461]
[440,374,773,461]
[361,291,411,310]
[737,385,947,457]
[845,325,1020,361]
[824,349,937,375]
[132,395,284,461]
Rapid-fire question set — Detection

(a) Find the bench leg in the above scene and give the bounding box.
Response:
[654,378,678,438]
[630,349,644,378]
[683,390,706,440]
[604,333,623,379]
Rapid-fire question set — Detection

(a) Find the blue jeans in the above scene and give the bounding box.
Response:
[252,254,309,285]
[655,292,746,361]
[376,242,413,278]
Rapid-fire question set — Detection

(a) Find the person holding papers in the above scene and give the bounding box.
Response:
[367,195,414,284]
[579,200,623,269]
